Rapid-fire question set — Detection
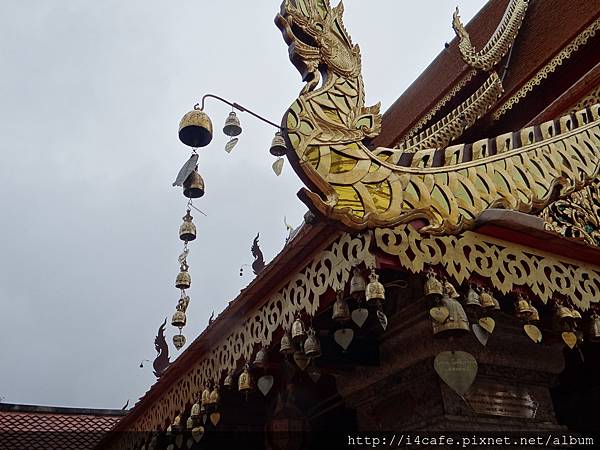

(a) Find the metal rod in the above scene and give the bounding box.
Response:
[200,93,283,130]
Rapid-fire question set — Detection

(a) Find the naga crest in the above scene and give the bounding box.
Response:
[276,0,600,235]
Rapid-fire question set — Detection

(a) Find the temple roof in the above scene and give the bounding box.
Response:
[0,403,125,450]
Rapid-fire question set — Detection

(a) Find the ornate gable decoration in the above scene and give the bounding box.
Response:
[277,0,600,235]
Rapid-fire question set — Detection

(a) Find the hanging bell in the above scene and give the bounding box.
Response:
[179,107,213,148]
[186,416,194,430]
[253,346,268,369]
[209,385,220,405]
[183,170,205,198]
[172,414,183,431]
[175,266,191,290]
[366,269,385,303]
[190,399,201,418]
[570,308,582,320]
[424,273,444,301]
[238,366,252,392]
[269,131,287,156]
[179,211,197,242]
[349,267,366,299]
[173,333,186,349]
[304,328,321,358]
[291,316,306,343]
[171,310,187,328]
[585,313,600,342]
[444,280,460,299]
[465,287,481,308]
[224,371,233,388]
[554,304,573,324]
[332,290,350,322]
[223,111,242,137]
[529,304,540,322]
[432,293,470,337]
[201,386,211,407]
[280,331,294,354]
[515,296,533,320]
[479,290,496,309]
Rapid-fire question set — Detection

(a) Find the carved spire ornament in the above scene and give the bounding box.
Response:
[276,0,600,235]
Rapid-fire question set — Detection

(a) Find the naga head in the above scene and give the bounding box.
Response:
[275,0,361,84]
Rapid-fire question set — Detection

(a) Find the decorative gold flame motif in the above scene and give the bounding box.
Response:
[277,0,600,234]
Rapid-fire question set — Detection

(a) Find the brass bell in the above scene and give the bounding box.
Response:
[291,316,306,343]
[432,293,470,337]
[269,131,287,156]
[173,333,186,349]
[238,366,252,392]
[586,313,600,342]
[179,106,213,148]
[190,399,201,418]
[529,304,540,322]
[186,416,194,430]
[332,290,350,322]
[183,170,205,199]
[253,346,268,369]
[304,328,321,358]
[554,305,573,323]
[570,308,582,320]
[366,269,385,303]
[201,386,211,406]
[479,290,496,309]
[179,211,196,242]
[224,371,233,388]
[515,296,533,320]
[209,385,220,405]
[223,111,242,137]
[349,267,366,299]
[172,310,187,328]
[444,280,460,299]
[172,414,182,431]
[424,273,443,301]
[465,287,481,308]
[175,266,191,290]
[280,331,294,354]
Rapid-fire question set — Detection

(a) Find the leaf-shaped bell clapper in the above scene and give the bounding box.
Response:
[586,313,600,342]
[173,333,186,350]
[432,293,470,337]
[171,310,187,328]
[238,366,252,393]
[515,295,533,320]
[253,346,268,369]
[349,267,366,299]
[175,264,191,290]
[424,272,444,301]
[223,111,242,137]
[179,106,213,148]
[179,211,196,242]
[332,290,350,322]
[479,290,496,309]
[183,170,205,199]
[269,131,287,157]
[280,331,294,354]
[179,105,212,148]
[465,287,481,308]
[365,269,385,304]
[304,328,321,358]
[291,315,306,344]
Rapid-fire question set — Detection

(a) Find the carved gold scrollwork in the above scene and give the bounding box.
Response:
[452,0,529,71]
[374,225,600,309]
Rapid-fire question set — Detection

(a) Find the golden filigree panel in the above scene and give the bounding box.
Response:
[109,232,374,447]
[452,0,529,71]
[375,225,600,310]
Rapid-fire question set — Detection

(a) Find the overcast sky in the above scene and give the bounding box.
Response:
[0,0,485,409]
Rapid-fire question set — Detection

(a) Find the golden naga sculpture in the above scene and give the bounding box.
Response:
[452,0,529,71]
[276,0,600,235]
